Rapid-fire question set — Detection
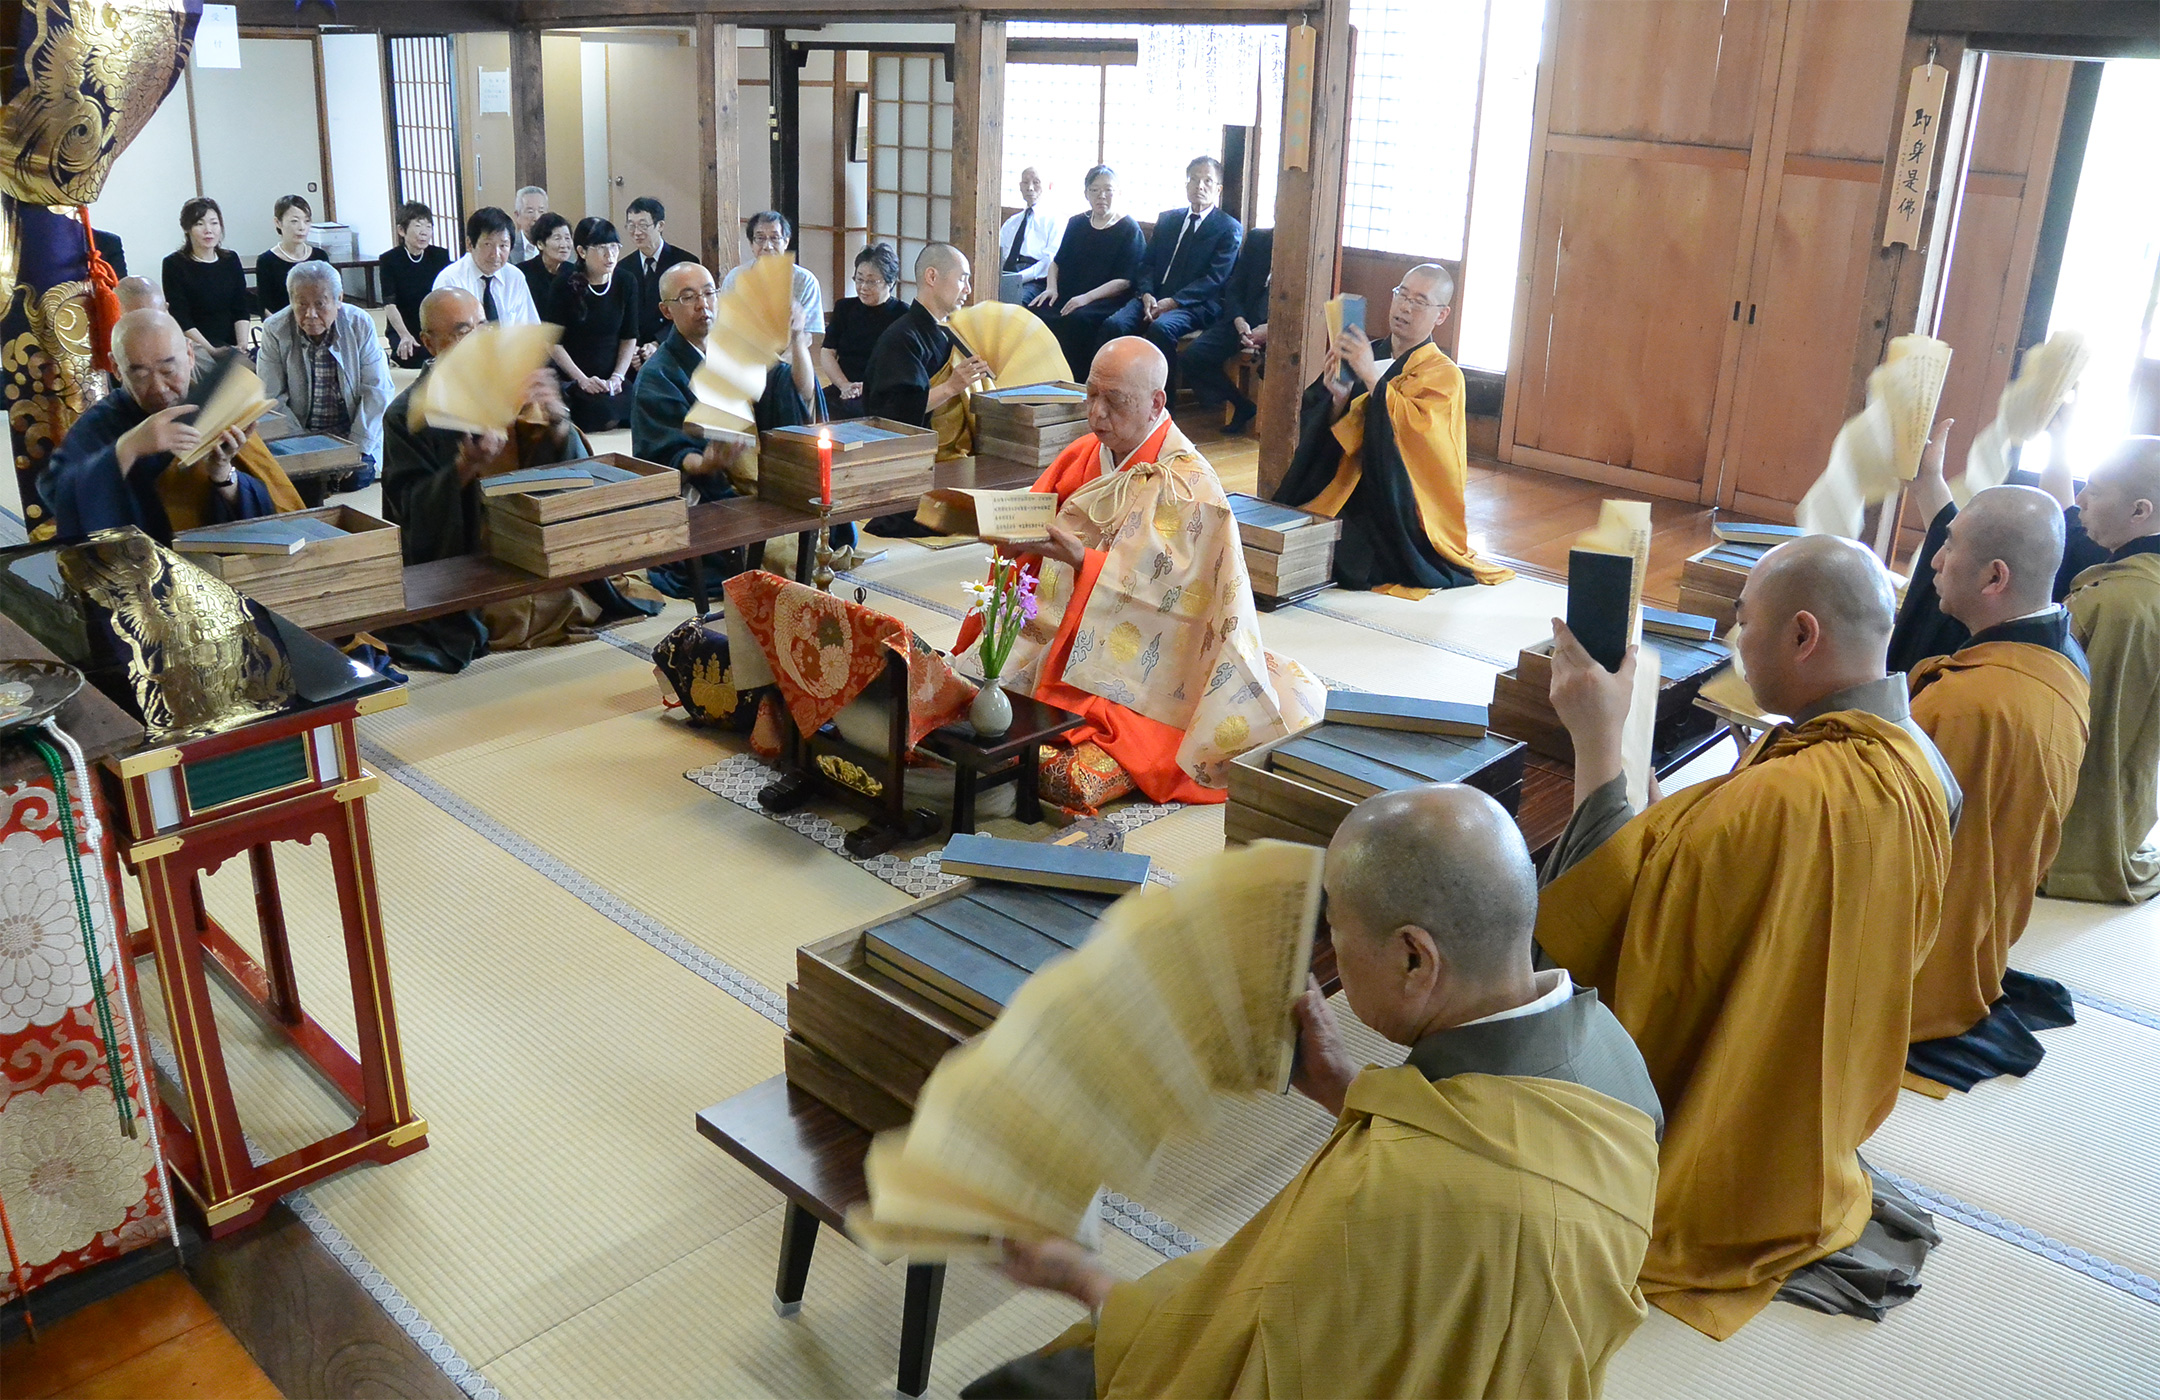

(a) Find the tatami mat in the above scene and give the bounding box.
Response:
[150,547,2158,1399]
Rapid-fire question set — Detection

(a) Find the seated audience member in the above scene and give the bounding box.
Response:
[1030,164,1144,379]
[817,242,908,419]
[1097,156,1242,377]
[161,197,251,351]
[997,166,1061,306]
[434,207,539,326]
[633,261,821,597]
[1274,263,1511,594]
[517,212,573,307]
[257,260,394,487]
[41,309,302,541]
[509,185,549,263]
[379,201,451,369]
[952,338,1324,810]
[722,211,824,339]
[623,196,698,361]
[376,288,651,674]
[1178,225,1271,433]
[967,784,1661,1400]
[1537,535,1960,1338]
[2043,437,2160,903]
[542,217,638,432]
[254,194,331,318]
[1900,486,2089,1091]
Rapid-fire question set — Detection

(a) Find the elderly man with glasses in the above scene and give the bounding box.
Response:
[257,259,395,489]
[721,210,825,343]
[1273,263,1513,595]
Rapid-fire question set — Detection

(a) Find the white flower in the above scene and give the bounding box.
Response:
[0,1082,156,1267]
[0,829,114,1036]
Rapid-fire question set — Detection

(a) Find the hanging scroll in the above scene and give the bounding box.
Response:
[1882,61,1948,249]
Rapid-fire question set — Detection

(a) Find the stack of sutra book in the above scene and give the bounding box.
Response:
[784,833,1152,1132]
[1229,494,1342,608]
[1676,521,1803,633]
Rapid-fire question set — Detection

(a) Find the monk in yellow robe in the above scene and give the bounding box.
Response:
[1272,262,1511,596]
[1537,535,1958,1339]
[965,785,1661,1400]
[2043,438,2160,903]
[954,338,1324,809]
[1901,486,2090,1092]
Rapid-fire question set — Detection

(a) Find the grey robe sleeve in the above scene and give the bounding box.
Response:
[1539,774,1636,886]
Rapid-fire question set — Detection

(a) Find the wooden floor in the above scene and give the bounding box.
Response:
[4,414,1740,1400]
[1,1271,280,1400]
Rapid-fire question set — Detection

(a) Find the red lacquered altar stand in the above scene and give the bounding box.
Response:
[102,681,427,1236]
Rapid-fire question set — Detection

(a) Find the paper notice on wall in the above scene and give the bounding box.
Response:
[195,4,240,69]
[478,69,512,115]
[1882,62,1948,248]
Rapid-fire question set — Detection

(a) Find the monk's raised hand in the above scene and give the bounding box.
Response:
[997,1237,1117,1309]
[1039,521,1087,571]
[1289,977,1357,1117]
[1549,620,1637,795]
[115,402,201,472]
[1911,417,1955,521]
[957,354,994,387]
[1335,328,1378,388]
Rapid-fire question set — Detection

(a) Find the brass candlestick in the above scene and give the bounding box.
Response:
[811,497,837,594]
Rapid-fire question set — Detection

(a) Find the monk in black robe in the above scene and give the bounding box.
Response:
[1273,263,1510,596]
[863,242,988,534]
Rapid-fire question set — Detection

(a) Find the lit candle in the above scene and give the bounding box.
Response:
[817,427,833,512]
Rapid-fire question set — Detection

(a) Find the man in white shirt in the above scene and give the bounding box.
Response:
[433,207,539,327]
[997,166,1061,305]
[720,210,823,337]
[510,186,549,262]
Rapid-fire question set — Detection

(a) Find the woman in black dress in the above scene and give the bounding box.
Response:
[1031,165,1145,379]
[518,213,574,305]
[161,197,252,351]
[255,194,332,318]
[377,200,450,368]
[816,242,909,419]
[543,217,638,432]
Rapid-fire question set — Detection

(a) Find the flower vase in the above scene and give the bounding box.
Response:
[970,677,1013,737]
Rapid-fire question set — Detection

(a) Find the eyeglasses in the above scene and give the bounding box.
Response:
[1391,285,1442,311]
[670,289,720,308]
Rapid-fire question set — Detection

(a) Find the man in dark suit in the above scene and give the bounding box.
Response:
[624,195,699,364]
[1178,226,1271,433]
[1100,156,1243,377]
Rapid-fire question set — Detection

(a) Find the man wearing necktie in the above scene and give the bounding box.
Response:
[431,206,540,326]
[1100,156,1243,388]
[623,196,697,365]
[997,166,1059,305]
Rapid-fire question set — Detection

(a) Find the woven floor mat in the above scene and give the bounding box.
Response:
[1603,1218,2159,1399]
[2016,893,2160,1024]
[1865,1012,2160,1284]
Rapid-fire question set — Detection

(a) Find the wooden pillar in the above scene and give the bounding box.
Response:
[698,16,741,273]
[510,26,547,193]
[1257,0,1353,497]
[950,15,1007,291]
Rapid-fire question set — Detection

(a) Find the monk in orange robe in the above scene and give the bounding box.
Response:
[1903,486,2090,1092]
[1537,535,1958,1339]
[954,337,1323,808]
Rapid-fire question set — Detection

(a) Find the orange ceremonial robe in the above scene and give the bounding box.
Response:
[1906,642,2089,1041]
[1536,711,1954,1339]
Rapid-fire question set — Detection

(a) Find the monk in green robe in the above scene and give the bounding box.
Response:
[1538,536,1958,1339]
[966,784,1662,1400]
[2044,437,2160,903]
[1902,486,2090,1092]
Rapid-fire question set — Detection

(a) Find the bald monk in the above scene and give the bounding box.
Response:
[953,338,1323,811]
[2044,437,2160,903]
[42,309,303,542]
[863,241,991,457]
[1537,535,1958,1338]
[1272,263,1511,596]
[1902,486,2090,1091]
[376,287,650,673]
[966,785,1662,1400]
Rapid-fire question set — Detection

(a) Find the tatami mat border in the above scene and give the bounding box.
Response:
[2068,989,2160,1033]
[358,738,789,1026]
[1881,1168,2160,1308]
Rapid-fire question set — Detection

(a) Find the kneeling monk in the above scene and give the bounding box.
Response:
[964,786,1662,1400]
[1272,263,1510,596]
[1537,536,1959,1339]
[1904,486,2089,1091]
[954,337,1323,808]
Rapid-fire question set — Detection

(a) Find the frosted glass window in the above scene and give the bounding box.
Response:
[902,147,929,195]
[874,101,899,146]
[932,102,953,151]
[875,55,900,86]
[931,158,951,198]
[902,194,928,239]
[1100,64,1224,218]
[874,192,898,231]
[875,146,899,190]
[903,56,930,102]
[930,198,950,241]
[902,102,929,148]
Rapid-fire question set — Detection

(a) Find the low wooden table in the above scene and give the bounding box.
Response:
[917,693,1085,833]
[696,1076,947,1397]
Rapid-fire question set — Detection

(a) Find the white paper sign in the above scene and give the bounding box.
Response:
[1882,63,1948,249]
[195,4,240,69]
[477,68,511,115]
